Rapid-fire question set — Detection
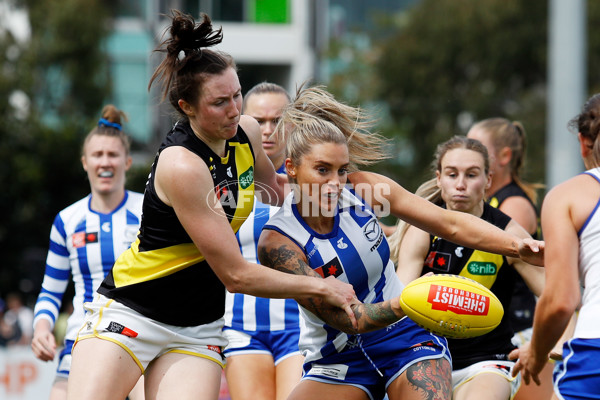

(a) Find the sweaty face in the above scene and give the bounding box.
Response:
[192,67,242,143]
[289,142,350,216]
[436,148,490,215]
[82,135,130,197]
[244,92,288,168]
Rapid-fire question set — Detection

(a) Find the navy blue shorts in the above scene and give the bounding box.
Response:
[302,318,451,400]
[222,327,301,365]
[554,338,600,400]
[55,339,75,378]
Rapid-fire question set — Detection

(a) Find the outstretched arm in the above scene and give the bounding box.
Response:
[154,144,357,319]
[258,230,404,334]
[349,171,543,266]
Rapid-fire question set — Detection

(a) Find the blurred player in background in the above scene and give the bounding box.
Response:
[467,118,554,399]
[31,104,144,400]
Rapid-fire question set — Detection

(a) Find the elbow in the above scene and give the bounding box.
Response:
[222,272,245,294]
[545,293,579,318]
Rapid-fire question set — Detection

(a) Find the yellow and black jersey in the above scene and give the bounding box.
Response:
[488,181,539,332]
[99,121,255,326]
[422,203,518,370]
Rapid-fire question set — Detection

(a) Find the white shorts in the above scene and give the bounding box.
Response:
[452,360,521,400]
[511,327,533,348]
[75,294,227,374]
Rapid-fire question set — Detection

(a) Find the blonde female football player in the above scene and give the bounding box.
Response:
[257,86,545,400]
[388,136,545,400]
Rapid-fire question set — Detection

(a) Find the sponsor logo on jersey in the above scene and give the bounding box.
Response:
[239,166,254,189]
[72,231,99,248]
[363,218,381,241]
[363,218,384,251]
[207,345,222,355]
[467,261,497,275]
[315,257,343,278]
[337,237,348,249]
[424,251,452,272]
[455,247,464,257]
[106,321,138,338]
[427,284,490,316]
[308,363,348,380]
[409,340,438,352]
[226,166,233,178]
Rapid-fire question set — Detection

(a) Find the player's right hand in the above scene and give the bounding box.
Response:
[31,322,57,362]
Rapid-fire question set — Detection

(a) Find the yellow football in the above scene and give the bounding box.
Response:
[399,274,504,339]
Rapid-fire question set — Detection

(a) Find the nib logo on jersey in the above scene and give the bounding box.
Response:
[315,257,344,279]
[427,285,491,316]
[106,321,138,338]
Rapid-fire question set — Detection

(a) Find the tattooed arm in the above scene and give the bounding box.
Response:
[258,229,405,334]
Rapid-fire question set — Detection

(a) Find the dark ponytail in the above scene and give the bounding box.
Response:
[149,11,236,119]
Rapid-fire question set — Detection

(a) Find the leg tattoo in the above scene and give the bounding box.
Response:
[406,358,452,400]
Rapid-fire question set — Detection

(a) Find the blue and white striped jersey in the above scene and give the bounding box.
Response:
[33,191,143,343]
[224,165,300,332]
[263,187,403,363]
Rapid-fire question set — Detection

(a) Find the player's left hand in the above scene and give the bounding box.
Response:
[517,238,545,267]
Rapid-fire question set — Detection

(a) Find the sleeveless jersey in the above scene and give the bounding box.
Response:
[488,181,538,236]
[224,164,300,332]
[488,180,538,332]
[33,191,143,342]
[98,122,255,326]
[575,167,600,338]
[263,187,402,364]
[422,203,517,369]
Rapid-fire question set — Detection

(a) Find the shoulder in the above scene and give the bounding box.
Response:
[127,190,144,201]
[484,202,512,228]
[57,196,91,220]
[239,115,260,143]
[125,190,144,211]
[543,174,600,228]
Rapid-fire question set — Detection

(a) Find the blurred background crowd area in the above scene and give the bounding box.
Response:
[1,0,599,310]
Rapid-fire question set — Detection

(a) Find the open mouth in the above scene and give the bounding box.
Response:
[99,171,114,178]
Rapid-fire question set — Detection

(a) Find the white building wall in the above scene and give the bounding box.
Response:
[215,0,315,90]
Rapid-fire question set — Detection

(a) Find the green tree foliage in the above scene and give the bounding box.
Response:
[0,0,128,298]
[375,0,549,191]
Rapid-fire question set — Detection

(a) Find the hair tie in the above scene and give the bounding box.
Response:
[98,118,122,131]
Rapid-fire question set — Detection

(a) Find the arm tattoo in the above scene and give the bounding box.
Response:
[405,359,452,400]
[259,244,347,328]
[359,301,400,330]
[258,243,401,334]
[258,244,320,277]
